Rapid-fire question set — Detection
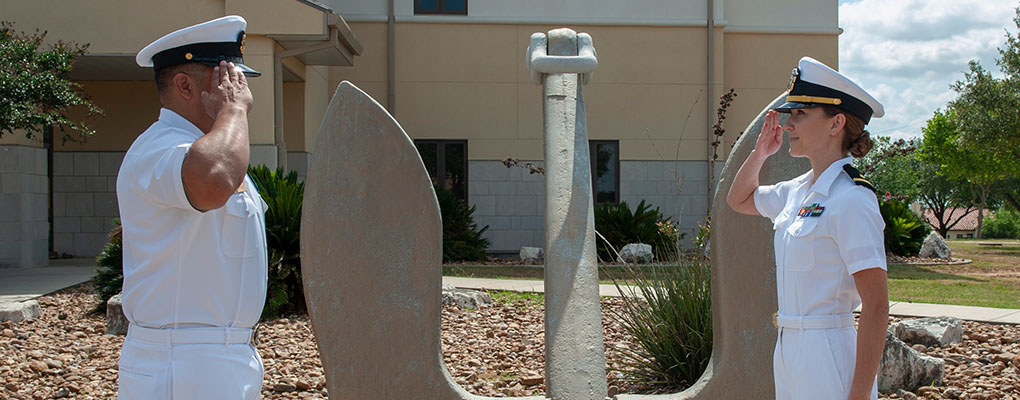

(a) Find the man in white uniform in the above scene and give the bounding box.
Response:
[116,16,267,399]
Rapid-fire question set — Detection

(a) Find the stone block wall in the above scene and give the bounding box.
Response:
[0,145,49,268]
[469,160,712,253]
[52,151,123,257]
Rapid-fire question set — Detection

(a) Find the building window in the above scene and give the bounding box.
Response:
[414,0,467,15]
[590,140,619,204]
[415,140,468,202]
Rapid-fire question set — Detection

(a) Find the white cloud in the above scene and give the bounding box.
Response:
[837,0,1018,139]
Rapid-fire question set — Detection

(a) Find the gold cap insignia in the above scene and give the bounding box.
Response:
[787,68,799,92]
[240,33,246,54]
[185,52,193,60]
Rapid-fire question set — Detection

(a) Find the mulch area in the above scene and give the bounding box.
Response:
[0,283,1018,399]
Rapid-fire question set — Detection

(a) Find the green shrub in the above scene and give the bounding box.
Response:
[92,219,122,312]
[248,166,305,319]
[983,208,1020,239]
[879,199,931,256]
[435,186,490,262]
[606,252,712,390]
[594,200,672,262]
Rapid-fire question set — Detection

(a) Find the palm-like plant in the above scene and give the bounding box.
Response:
[248,166,304,318]
[594,200,672,262]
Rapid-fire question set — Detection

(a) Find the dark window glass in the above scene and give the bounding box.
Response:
[416,0,438,13]
[415,0,467,14]
[590,141,619,204]
[444,0,466,12]
[415,140,469,202]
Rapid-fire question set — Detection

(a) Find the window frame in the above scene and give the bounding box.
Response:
[414,139,469,204]
[414,0,467,15]
[589,140,620,205]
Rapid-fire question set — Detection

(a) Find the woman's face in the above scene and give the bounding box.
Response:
[783,107,839,158]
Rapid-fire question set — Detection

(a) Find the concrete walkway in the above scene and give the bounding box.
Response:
[0,258,97,304]
[442,276,1020,324]
[0,263,1016,325]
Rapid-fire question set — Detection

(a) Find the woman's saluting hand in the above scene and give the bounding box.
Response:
[755,110,784,158]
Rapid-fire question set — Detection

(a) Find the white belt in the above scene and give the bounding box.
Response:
[127,324,254,345]
[774,313,854,330]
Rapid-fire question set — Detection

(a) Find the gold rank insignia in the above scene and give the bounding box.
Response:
[798,203,824,217]
[236,182,247,193]
[787,68,799,92]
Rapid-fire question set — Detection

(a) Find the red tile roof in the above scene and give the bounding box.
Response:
[923,208,994,231]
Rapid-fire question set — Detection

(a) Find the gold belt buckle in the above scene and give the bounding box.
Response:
[252,323,261,346]
[772,312,779,329]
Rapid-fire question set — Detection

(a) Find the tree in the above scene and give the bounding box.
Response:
[918,108,1006,238]
[0,21,100,142]
[858,135,977,238]
[856,136,923,202]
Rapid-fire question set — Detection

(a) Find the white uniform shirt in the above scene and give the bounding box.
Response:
[116,108,268,330]
[754,157,886,318]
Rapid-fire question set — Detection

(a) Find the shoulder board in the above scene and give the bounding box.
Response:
[842,164,875,192]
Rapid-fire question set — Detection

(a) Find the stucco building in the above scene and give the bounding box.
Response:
[0,0,840,266]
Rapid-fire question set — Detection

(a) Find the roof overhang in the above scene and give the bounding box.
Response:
[268,13,363,67]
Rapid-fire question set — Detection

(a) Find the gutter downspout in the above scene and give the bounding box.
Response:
[706,0,715,216]
[274,26,344,172]
[387,0,396,113]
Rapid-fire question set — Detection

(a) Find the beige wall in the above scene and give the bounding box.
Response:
[329,21,836,162]
[721,33,839,157]
[54,82,161,152]
[284,82,306,152]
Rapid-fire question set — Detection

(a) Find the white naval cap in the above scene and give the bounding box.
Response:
[136,15,260,77]
[775,56,883,124]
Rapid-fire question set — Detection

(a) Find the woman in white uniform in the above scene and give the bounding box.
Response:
[727,57,889,400]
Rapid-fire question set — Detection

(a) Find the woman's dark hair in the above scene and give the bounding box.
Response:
[821,106,872,158]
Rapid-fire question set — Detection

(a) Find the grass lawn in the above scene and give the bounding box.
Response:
[887,239,1020,309]
[446,239,1020,309]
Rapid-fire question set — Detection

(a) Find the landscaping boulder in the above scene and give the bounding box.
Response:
[519,247,544,264]
[106,293,129,335]
[879,330,944,393]
[918,231,951,259]
[441,284,492,309]
[892,316,962,347]
[617,243,654,264]
[0,300,41,323]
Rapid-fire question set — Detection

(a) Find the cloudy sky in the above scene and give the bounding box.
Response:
[838,0,1019,139]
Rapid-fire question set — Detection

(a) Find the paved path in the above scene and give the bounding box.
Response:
[0,258,97,304]
[442,276,1020,324]
[0,263,1015,324]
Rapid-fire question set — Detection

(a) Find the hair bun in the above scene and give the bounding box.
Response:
[849,130,873,158]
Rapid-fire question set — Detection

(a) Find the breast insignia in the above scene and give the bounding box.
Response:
[842,164,875,193]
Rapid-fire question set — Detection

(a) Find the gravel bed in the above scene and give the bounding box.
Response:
[1,284,1018,399]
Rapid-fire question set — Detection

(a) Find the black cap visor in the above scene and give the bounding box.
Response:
[194,59,261,77]
[774,101,819,113]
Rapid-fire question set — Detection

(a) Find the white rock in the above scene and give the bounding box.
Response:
[892,316,963,347]
[919,231,951,259]
[105,293,129,335]
[617,243,653,264]
[519,247,544,264]
[0,300,41,323]
[442,287,492,309]
[879,331,945,392]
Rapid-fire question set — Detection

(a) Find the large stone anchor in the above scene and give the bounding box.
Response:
[302,27,807,399]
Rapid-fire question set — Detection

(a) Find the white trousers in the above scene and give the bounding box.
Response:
[117,336,263,399]
[774,327,878,400]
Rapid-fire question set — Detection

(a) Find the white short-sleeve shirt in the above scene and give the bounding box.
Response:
[754,157,886,317]
[116,108,268,329]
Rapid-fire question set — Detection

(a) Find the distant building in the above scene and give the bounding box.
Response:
[923,208,994,239]
[1,0,840,266]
